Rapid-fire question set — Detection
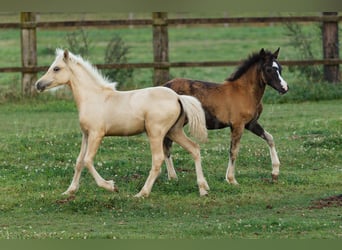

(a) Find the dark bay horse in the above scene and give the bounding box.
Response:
[164,48,289,185]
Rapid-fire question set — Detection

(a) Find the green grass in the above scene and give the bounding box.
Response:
[0,99,341,239]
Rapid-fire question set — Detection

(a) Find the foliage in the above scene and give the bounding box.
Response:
[283,22,323,82]
[0,74,22,103]
[263,80,342,104]
[103,35,134,87]
[65,28,92,57]
[64,30,133,88]
[0,99,341,239]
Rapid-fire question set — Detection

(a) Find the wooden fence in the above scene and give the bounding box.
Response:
[0,12,341,96]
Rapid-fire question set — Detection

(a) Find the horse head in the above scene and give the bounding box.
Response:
[260,48,289,95]
[35,49,72,92]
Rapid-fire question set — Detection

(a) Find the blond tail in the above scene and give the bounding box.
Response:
[178,95,208,142]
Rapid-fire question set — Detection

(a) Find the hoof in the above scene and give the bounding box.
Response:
[134,192,148,198]
[199,189,209,196]
[199,181,210,195]
[271,174,278,182]
[168,174,178,181]
[105,180,117,192]
[134,188,150,198]
[56,195,76,204]
[226,174,239,185]
[113,185,119,192]
[62,189,75,196]
[227,178,239,185]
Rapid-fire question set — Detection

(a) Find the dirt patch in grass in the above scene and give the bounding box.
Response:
[309,194,342,209]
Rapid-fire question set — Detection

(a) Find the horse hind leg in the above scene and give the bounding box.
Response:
[168,128,209,196]
[163,137,178,180]
[226,125,244,185]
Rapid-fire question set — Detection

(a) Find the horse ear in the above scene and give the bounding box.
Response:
[259,48,266,58]
[63,49,69,62]
[273,48,280,59]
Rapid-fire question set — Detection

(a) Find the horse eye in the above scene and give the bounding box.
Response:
[266,68,273,73]
[53,66,60,72]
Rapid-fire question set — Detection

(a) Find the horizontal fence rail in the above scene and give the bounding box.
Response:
[1,15,342,29]
[2,59,342,73]
[0,12,340,95]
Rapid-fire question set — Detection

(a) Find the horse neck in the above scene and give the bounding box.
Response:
[236,64,266,104]
[68,65,107,110]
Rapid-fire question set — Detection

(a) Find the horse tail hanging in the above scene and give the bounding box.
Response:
[178,95,208,142]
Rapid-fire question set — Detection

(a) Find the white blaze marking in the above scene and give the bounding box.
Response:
[273,61,288,91]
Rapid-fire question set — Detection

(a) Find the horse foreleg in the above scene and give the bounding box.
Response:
[83,132,116,192]
[245,122,280,181]
[226,125,244,185]
[264,131,280,181]
[163,137,177,180]
[169,130,209,196]
[135,137,164,198]
[63,133,88,196]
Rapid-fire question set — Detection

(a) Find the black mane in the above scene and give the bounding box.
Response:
[226,50,273,81]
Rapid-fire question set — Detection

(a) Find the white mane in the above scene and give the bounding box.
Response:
[55,49,117,90]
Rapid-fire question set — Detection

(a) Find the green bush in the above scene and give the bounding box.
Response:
[64,31,134,88]
[284,22,323,82]
[65,28,92,57]
[103,35,134,88]
[263,80,342,104]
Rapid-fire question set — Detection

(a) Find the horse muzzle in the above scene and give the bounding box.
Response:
[279,84,289,95]
[35,80,52,92]
[278,87,289,95]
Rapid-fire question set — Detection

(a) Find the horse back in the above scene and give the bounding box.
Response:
[164,78,221,97]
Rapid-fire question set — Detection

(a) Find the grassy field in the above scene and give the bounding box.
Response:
[0,98,341,239]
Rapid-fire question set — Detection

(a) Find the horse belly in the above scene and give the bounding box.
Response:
[204,110,230,129]
[105,115,145,136]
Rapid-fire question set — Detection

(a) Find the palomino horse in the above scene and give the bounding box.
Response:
[164,48,289,185]
[35,49,209,197]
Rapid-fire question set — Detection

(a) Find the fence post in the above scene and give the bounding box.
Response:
[152,12,169,86]
[322,12,340,83]
[20,12,38,96]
